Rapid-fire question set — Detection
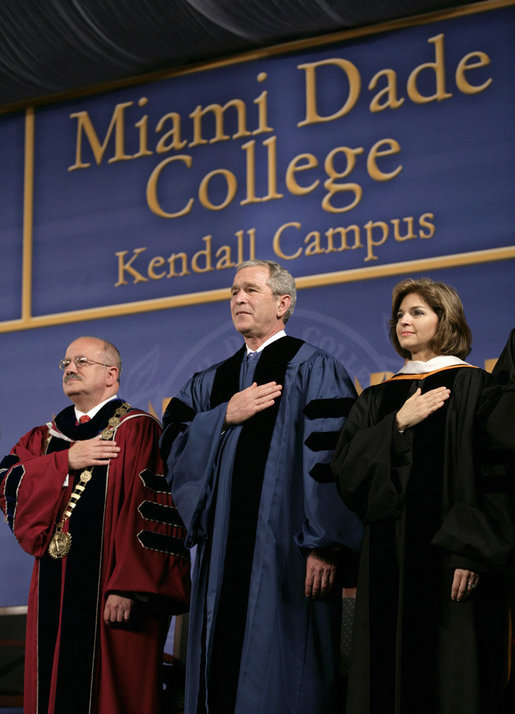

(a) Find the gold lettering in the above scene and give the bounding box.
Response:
[155,113,188,152]
[215,245,236,271]
[367,139,402,182]
[191,236,214,273]
[392,217,416,242]
[69,101,134,171]
[247,227,256,260]
[455,52,492,94]
[167,253,189,277]
[198,169,237,211]
[407,34,453,104]
[364,220,389,261]
[253,73,274,134]
[147,255,166,280]
[285,153,319,196]
[418,213,435,239]
[298,58,361,126]
[235,229,245,265]
[326,225,363,251]
[146,155,194,218]
[273,222,303,260]
[189,99,252,147]
[240,137,283,205]
[115,248,148,286]
[240,139,258,203]
[133,97,153,158]
[262,136,283,202]
[368,69,405,112]
[322,146,364,213]
[304,231,325,256]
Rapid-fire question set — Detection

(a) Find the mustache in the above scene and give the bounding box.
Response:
[63,374,83,383]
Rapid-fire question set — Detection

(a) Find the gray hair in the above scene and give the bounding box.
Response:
[79,336,122,382]
[236,259,297,323]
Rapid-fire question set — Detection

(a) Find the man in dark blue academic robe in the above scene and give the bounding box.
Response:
[161,260,363,714]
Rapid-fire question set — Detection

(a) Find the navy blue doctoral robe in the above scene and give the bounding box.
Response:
[161,336,363,714]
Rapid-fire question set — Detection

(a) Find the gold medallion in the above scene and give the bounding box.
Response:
[48,529,72,559]
[47,402,131,559]
[80,469,93,484]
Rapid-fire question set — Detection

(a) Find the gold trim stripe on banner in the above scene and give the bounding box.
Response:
[1,246,513,333]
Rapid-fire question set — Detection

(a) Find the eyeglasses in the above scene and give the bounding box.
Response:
[59,356,112,370]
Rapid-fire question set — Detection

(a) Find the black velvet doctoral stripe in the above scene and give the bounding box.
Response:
[137,530,189,560]
[37,435,69,714]
[161,398,196,464]
[399,372,458,713]
[54,399,124,440]
[368,521,398,714]
[53,462,108,714]
[139,468,171,493]
[0,453,19,472]
[367,379,414,714]
[303,396,355,419]
[208,337,304,712]
[138,500,185,527]
[209,345,246,407]
[304,430,341,452]
[37,556,64,714]
[163,397,196,424]
[309,462,335,483]
[3,463,23,531]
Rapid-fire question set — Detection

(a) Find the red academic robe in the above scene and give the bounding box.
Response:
[0,400,190,714]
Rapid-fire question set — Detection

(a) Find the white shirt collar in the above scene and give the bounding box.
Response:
[246,330,286,355]
[75,394,119,421]
[397,355,471,374]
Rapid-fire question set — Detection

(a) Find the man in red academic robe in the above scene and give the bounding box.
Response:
[0,336,190,714]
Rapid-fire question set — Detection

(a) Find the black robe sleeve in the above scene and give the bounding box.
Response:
[331,386,413,523]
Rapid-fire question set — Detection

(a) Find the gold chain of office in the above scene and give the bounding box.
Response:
[47,402,131,559]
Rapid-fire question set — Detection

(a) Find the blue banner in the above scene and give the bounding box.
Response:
[0,2,513,604]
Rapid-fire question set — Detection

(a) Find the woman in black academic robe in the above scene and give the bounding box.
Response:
[331,278,514,714]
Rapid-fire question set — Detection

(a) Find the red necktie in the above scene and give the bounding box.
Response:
[78,415,91,424]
